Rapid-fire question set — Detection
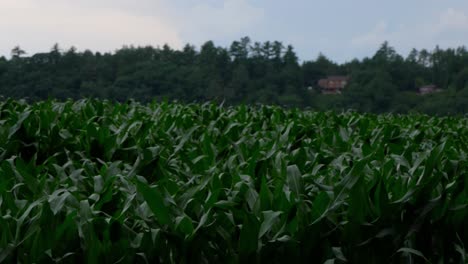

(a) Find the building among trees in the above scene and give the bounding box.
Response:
[1,39,468,114]
[318,76,350,94]
[419,84,442,95]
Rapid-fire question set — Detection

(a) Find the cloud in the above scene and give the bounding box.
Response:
[0,0,183,56]
[434,8,468,33]
[350,7,468,57]
[350,21,390,48]
[0,0,266,56]
[1,0,466,63]
[174,0,265,43]
[419,8,468,48]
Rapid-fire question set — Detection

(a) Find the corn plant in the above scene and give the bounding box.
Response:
[0,99,467,263]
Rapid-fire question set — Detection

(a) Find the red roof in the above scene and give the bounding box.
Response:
[317,76,350,90]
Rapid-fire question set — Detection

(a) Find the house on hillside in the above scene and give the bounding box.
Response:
[318,76,350,94]
[419,84,442,95]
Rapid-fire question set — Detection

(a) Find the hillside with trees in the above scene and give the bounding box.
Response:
[1,38,468,114]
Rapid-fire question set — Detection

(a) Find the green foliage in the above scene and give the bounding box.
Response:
[345,70,398,113]
[1,40,468,114]
[0,99,467,263]
[455,67,468,91]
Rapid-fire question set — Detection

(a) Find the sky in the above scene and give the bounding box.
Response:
[1,0,468,63]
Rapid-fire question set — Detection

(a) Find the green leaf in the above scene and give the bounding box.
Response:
[175,215,194,236]
[397,247,429,262]
[239,214,260,255]
[258,211,282,238]
[311,191,331,222]
[131,233,144,248]
[48,189,70,215]
[287,165,303,198]
[332,247,347,262]
[258,175,272,211]
[8,110,31,139]
[194,210,211,232]
[136,181,171,226]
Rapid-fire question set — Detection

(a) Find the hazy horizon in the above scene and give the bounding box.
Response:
[2,0,468,63]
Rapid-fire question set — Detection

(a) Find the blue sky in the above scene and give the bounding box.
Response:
[1,0,468,62]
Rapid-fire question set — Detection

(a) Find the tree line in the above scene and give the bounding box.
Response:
[1,38,468,114]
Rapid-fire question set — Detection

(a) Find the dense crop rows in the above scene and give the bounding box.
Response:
[0,99,467,263]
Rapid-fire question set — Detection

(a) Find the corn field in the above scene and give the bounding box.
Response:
[0,99,467,263]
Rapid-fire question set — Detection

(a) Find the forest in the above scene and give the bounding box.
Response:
[1,38,468,262]
[1,37,468,114]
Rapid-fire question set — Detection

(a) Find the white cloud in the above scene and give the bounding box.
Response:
[350,8,468,57]
[351,21,390,47]
[1,0,32,8]
[439,8,468,29]
[2,1,465,62]
[418,8,468,49]
[434,8,468,33]
[174,0,265,43]
[0,0,265,56]
[0,0,183,56]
